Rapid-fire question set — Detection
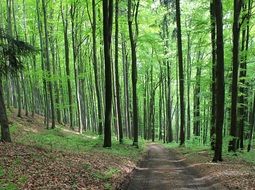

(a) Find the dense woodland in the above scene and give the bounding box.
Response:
[0,0,255,163]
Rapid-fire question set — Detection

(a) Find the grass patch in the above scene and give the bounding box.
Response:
[17,127,101,152]
[92,167,120,181]
[95,139,145,159]
[13,124,144,160]
[164,136,255,164]
[0,182,18,190]
[104,182,112,190]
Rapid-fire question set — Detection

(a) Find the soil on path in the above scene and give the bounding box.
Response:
[125,144,227,190]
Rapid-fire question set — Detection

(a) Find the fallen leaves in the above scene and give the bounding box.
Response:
[175,148,255,190]
[0,143,136,190]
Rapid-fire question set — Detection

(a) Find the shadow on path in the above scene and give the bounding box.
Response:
[124,144,227,190]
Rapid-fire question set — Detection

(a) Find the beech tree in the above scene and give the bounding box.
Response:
[213,0,225,162]
[103,0,113,148]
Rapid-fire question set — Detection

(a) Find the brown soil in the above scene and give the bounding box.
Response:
[175,148,255,190]
[124,144,227,190]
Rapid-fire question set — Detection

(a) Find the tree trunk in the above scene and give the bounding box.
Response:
[186,32,191,140]
[193,52,202,137]
[115,0,123,143]
[103,0,113,148]
[91,0,103,135]
[213,0,225,162]
[229,0,242,152]
[128,0,140,147]
[61,3,73,129]
[0,77,11,142]
[210,0,216,150]
[42,0,55,129]
[176,0,185,146]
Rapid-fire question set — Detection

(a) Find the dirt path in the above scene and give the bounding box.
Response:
[125,144,227,190]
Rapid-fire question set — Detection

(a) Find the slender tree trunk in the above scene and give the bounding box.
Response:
[186,32,191,140]
[91,0,103,135]
[103,0,113,148]
[128,0,140,147]
[176,0,185,146]
[61,3,73,129]
[193,52,202,137]
[16,77,22,117]
[159,66,163,141]
[36,0,48,127]
[213,0,225,162]
[42,0,55,129]
[122,35,131,138]
[0,77,11,142]
[248,93,255,152]
[229,0,242,152]
[143,75,147,140]
[210,0,216,150]
[115,0,123,143]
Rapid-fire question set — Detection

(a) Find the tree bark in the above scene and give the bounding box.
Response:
[115,0,123,143]
[91,0,103,135]
[61,2,73,129]
[213,0,225,162]
[0,77,11,142]
[42,0,55,129]
[210,0,216,150]
[103,0,113,148]
[176,0,185,146]
[128,0,140,147]
[229,0,242,152]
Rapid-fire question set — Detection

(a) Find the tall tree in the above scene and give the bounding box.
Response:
[61,2,73,129]
[128,0,140,147]
[115,0,123,144]
[42,0,55,129]
[103,0,113,148]
[0,77,11,142]
[229,0,243,152]
[176,0,185,146]
[210,0,216,150]
[91,0,103,135]
[213,0,225,162]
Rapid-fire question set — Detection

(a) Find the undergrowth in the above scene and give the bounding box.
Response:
[8,122,145,160]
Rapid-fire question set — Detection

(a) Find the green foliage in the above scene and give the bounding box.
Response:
[14,124,144,159]
[92,167,120,181]
[104,182,113,190]
[17,176,27,184]
[0,182,18,190]
[0,29,37,75]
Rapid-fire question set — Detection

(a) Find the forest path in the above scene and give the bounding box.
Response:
[126,144,226,190]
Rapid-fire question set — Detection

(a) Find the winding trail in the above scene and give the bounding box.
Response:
[126,144,226,190]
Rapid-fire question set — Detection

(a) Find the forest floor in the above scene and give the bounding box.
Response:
[123,144,255,190]
[0,110,144,190]
[173,145,255,190]
[1,110,255,190]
